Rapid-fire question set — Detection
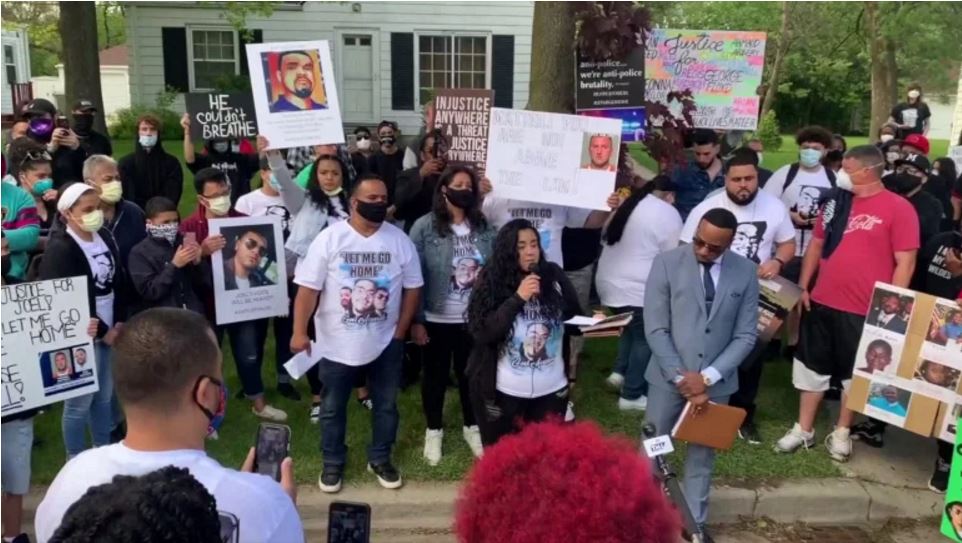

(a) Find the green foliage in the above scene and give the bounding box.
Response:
[1,2,61,76]
[108,87,182,140]
[753,110,783,151]
[221,1,274,40]
[212,73,252,93]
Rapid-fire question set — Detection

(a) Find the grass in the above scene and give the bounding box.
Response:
[31,133,951,487]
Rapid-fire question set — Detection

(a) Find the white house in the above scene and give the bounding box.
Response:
[124,1,534,136]
[30,45,132,118]
[1,29,31,117]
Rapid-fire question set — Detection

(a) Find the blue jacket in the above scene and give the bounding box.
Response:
[671,161,725,221]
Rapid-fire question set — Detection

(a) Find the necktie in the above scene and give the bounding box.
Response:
[702,262,715,316]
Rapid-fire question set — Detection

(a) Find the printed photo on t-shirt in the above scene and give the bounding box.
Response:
[507,302,562,372]
[732,221,768,263]
[337,250,394,328]
[793,185,830,219]
[448,232,484,301]
[90,250,114,296]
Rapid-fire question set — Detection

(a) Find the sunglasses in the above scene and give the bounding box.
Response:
[19,150,52,167]
[356,134,371,140]
[692,235,725,254]
[243,237,269,257]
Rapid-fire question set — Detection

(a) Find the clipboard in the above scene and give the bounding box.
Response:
[671,401,746,450]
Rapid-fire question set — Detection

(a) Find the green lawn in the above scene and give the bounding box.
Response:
[33,133,950,487]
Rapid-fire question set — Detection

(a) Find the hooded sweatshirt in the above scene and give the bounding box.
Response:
[118,138,184,210]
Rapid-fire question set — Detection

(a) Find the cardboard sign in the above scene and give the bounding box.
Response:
[432,89,494,173]
[846,283,961,436]
[942,428,962,541]
[245,40,344,149]
[1,277,98,416]
[210,216,289,325]
[485,107,621,210]
[575,46,646,112]
[645,29,767,130]
[757,276,802,344]
[185,93,258,141]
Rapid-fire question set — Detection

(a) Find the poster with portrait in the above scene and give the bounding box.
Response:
[209,216,289,325]
[245,40,344,149]
[1,277,98,416]
[485,107,621,210]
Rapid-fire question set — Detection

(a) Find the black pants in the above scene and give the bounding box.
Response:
[729,340,769,425]
[471,385,568,447]
[421,322,476,430]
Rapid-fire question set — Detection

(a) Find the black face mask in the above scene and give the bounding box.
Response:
[445,188,476,209]
[72,113,94,135]
[1,255,11,278]
[825,149,844,163]
[883,173,922,195]
[355,200,389,223]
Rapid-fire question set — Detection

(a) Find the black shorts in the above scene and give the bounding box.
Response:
[796,302,865,382]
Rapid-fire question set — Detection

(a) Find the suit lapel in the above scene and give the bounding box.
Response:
[708,252,735,322]
[683,249,708,319]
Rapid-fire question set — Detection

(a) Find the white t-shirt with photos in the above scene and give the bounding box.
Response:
[482,196,591,266]
[67,230,115,327]
[294,220,423,366]
[425,222,483,324]
[762,165,835,256]
[679,189,795,264]
[496,297,567,399]
[235,190,292,237]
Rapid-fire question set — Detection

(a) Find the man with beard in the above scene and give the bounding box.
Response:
[373,287,389,318]
[72,347,89,373]
[518,323,551,366]
[349,278,376,319]
[270,50,326,112]
[680,152,795,444]
[866,292,908,333]
[671,129,725,220]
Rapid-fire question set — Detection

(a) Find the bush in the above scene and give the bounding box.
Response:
[752,110,782,152]
[108,86,182,141]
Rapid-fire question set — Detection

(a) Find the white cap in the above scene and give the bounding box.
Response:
[57,183,96,212]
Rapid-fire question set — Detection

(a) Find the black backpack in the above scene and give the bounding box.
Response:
[781,163,837,195]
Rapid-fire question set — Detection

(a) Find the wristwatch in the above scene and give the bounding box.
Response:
[702,373,714,387]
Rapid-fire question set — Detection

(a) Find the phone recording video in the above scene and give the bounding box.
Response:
[253,423,290,482]
[55,115,70,130]
[328,501,371,543]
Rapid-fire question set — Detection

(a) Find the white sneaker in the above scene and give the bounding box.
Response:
[606,372,625,390]
[774,423,815,453]
[825,427,852,462]
[463,425,484,458]
[565,401,576,422]
[253,404,288,422]
[423,429,443,466]
[618,395,648,411]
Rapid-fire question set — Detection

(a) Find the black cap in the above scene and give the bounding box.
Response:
[894,153,931,173]
[22,98,57,118]
[72,99,97,113]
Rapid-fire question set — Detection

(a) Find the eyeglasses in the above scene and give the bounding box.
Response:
[243,237,269,257]
[692,235,725,254]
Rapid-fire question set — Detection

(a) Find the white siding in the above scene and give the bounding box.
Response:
[126,1,533,136]
[30,65,130,118]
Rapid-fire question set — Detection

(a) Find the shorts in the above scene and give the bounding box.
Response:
[792,302,864,392]
[1,418,34,495]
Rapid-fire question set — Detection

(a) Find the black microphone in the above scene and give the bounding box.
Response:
[642,423,657,439]
[527,260,543,275]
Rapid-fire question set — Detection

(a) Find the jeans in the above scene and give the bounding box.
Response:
[421,322,475,430]
[565,266,593,365]
[216,319,269,399]
[612,306,651,400]
[62,341,113,458]
[318,339,403,467]
[274,279,296,385]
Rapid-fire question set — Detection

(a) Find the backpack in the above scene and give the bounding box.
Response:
[781,163,837,194]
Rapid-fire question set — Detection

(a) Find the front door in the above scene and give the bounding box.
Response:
[341,34,376,123]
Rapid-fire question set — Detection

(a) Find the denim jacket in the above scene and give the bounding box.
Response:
[408,213,496,322]
[671,160,725,221]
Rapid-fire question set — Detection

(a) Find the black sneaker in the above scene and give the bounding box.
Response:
[357,396,373,411]
[929,457,950,493]
[738,421,762,445]
[277,383,301,401]
[319,465,343,493]
[10,533,31,543]
[851,420,885,448]
[368,461,403,489]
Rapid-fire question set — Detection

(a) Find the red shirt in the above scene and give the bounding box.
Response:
[811,190,919,316]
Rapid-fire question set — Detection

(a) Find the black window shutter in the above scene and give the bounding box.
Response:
[491,35,514,108]
[161,27,189,93]
[239,29,263,76]
[391,33,414,110]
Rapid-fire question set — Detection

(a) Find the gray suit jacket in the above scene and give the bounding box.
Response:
[643,245,759,397]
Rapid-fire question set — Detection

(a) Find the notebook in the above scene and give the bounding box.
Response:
[670,401,747,450]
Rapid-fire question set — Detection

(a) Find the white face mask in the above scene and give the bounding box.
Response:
[835,169,854,192]
[908,90,921,100]
[880,134,895,143]
[356,138,372,151]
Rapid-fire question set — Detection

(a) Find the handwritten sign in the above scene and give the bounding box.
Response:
[185,93,258,141]
[645,29,767,130]
[432,89,493,173]
[576,46,646,111]
[1,276,98,416]
[485,108,621,210]
[210,216,289,325]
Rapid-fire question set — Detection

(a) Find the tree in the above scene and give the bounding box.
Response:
[864,1,896,138]
[760,2,792,116]
[59,1,107,134]
[526,2,577,113]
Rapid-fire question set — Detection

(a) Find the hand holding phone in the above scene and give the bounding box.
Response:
[328,501,371,543]
[253,423,291,482]
[184,231,198,248]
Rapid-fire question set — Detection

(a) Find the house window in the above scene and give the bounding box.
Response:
[417,34,488,106]
[4,45,17,83]
[189,28,239,91]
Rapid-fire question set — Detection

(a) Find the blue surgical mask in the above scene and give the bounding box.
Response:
[30,178,54,196]
[799,148,822,168]
[139,134,158,148]
[268,174,282,191]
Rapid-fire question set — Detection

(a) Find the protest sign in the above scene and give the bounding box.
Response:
[485,107,621,210]
[245,40,344,149]
[950,146,962,177]
[846,283,958,436]
[432,89,494,173]
[185,93,258,141]
[210,216,289,325]
[578,107,647,143]
[576,46,646,112]
[942,428,962,541]
[757,276,802,343]
[1,276,98,416]
[645,29,767,130]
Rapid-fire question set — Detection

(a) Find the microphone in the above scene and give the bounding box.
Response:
[527,260,543,275]
[642,423,657,439]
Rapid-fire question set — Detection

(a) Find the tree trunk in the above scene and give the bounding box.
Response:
[865,1,897,138]
[527,2,577,113]
[59,1,107,135]
[761,1,792,116]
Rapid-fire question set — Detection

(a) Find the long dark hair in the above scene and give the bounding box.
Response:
[306,153,350,214]
[604,175,673,245]
[466,219,564,342]
[935,158,958,185]
[432,165,487,237]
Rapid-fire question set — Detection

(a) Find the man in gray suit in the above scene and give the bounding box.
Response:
[643,207,759,541]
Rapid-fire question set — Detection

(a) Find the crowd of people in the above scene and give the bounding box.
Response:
[2,79,961,542]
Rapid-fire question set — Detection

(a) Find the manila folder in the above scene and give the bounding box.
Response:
[670,401,746,450]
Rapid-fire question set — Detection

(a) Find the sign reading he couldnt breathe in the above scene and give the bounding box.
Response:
[485,107,621,210]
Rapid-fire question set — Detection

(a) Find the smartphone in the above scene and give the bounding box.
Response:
[218,511,240,543]
[253,423,291,482]
[327,501,371,543]
[184,231,197,247]
[55,115,70,130]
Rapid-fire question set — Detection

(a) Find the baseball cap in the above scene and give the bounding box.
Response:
[73,99,97,113]
[894,153,931,173]
[22,98,57,118]
[902,133,930,155]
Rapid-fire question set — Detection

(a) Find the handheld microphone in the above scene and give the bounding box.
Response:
[527,260,543,275]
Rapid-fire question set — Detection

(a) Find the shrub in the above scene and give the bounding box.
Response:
[752,110,782,152]
[108,86,182,140]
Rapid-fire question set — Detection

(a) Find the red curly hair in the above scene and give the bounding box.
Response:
[455,420,680,543]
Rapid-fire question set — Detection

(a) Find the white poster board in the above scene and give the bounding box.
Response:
[1,276,98,416]
[210,216,289,325]
[949,146,962,178]
[485,107,621,210]
[245,40,344,149]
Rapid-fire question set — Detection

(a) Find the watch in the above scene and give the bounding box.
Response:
[702,374,713,386]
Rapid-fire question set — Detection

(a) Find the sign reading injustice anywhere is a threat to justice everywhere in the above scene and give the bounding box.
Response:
[432,89,494,174]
